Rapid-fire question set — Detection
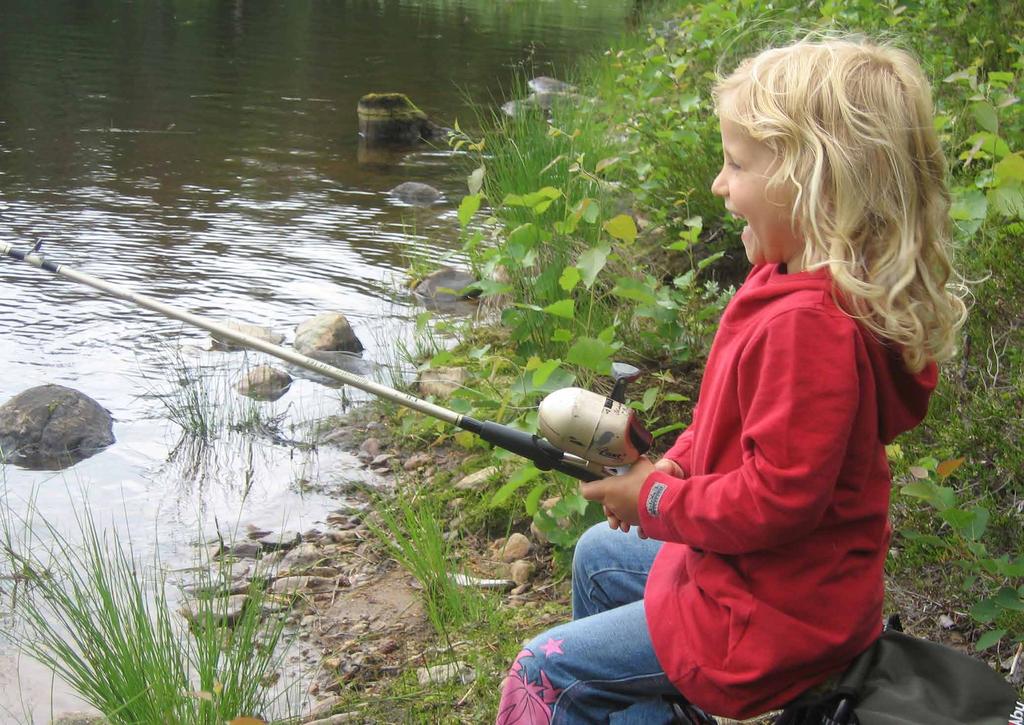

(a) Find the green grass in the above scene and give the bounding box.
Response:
[365,490,497,648]
[147,345,285,442]
[0,500,290,724]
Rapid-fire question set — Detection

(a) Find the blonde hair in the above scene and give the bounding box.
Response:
[713,36,967,372]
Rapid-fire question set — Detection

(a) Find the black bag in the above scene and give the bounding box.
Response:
[775,628,1023,725]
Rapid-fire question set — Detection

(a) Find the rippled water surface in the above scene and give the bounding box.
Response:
[0,0,636,719]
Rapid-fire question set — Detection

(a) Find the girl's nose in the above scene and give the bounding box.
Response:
[711,168,727,198]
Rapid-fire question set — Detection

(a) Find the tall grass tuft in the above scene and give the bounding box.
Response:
[365,493,494,646]
[145,344,285,442]
[0,500,288,724]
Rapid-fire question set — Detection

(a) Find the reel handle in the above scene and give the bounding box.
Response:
[609,362,641,403]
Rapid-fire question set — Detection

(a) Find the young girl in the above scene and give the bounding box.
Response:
[495,36,966,724]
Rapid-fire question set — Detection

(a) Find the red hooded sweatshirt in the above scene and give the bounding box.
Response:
[637,263,936,719]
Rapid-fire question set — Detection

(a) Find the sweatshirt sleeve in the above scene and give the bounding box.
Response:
[638,309,861,554]
[662,421,695,476]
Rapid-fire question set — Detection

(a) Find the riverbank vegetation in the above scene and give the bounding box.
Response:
[363,0,1024,719]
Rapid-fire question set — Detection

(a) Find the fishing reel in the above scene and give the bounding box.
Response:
[538,362,653,468]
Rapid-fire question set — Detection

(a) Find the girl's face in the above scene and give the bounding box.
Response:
[711,116,805,272]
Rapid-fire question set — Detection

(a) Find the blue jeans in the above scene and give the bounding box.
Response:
[496,524,683,724]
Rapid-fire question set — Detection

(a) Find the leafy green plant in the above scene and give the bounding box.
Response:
[897,456,1024,650]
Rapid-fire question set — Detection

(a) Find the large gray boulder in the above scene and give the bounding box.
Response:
[294,313,364,355]
[0,385,115,469]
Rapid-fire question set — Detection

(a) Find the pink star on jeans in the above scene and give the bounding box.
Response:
[540,637,564,657]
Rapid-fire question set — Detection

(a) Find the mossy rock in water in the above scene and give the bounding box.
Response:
[357,92,444,144]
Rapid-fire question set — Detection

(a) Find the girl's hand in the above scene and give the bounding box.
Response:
[579,458,656,534]
[652,457,685,478]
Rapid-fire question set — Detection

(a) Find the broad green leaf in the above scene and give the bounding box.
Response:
[989,182,1024,218]
[995,153,1024,184]
[576,197,601,224]
[998,557,1024,577]
[543,299,574,320]
[559,266,581,292]
[603,214,638,244]
[900,480,955,510]
[458,193,482,228]
[949,189,988,220]
[965,131,1011,158]
[678,93,700,112]
[566,337,614,374]
[940,505,988,540]
[970,101,999,133]
[987,71,1014,87]
[532,358,562,387]
[503,188,561,208]
[524,482,547,516]
[533,199,556,215]
[510,367,575,396]
[974,629,1006,651]
[506,223,540,262]
[576,244,611,288]
[899,530,951,549]
[651,422,686,438]
[467,165,485,195]
[640,386,658,411]
[901,481,933,497]
[611,276,658,305]
[970,597,1000,623]
[490,465,541,507]
[995,586,1024,611]
[551,328,573,342]
[946,187,987,221]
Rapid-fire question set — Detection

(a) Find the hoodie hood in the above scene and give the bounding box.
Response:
[862,332,937,443]
[729,264,936,444]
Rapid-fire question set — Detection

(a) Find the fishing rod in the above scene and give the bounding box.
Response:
[1,241,650,481]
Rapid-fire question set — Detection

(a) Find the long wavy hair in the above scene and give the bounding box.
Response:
[714,36,967,372]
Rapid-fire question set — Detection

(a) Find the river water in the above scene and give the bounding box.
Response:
[0,0,637,720]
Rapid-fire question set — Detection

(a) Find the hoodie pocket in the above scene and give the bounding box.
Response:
[689,554,755,668]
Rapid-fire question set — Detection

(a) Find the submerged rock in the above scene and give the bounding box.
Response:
[412,266,478,302]
[179,593,249,627]
[0,384,115,469]
[236,364,292,401]
[388,181,444,206]
[294,313,364,355]
[528,76,576,94]
[209,320,285,351]
[502,91,586,117]
[357,92,445,145]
